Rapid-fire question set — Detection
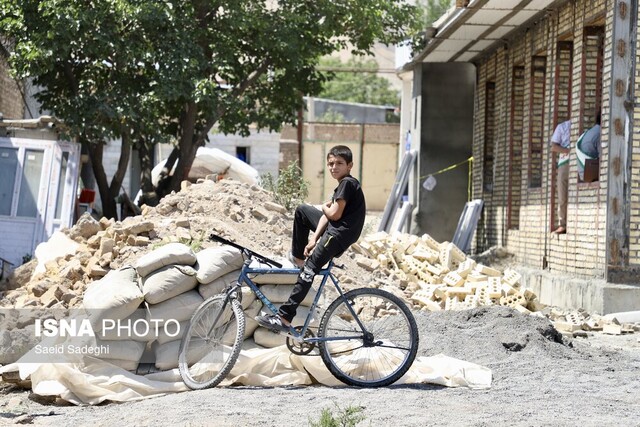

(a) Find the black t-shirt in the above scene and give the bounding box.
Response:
[326,175,366,250]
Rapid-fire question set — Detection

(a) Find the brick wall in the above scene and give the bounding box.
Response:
[472,0,614,279]
[0,58,24,119]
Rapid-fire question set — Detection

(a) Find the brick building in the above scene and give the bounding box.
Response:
[400,0,640,289]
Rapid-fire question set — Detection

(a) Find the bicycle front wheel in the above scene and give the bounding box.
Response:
[318,288,419,387]
[178,295,245,389]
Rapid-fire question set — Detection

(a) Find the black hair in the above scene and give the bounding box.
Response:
[327,145,353,163]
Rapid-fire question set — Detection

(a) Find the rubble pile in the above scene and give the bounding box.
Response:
[0,179,309,311]
[352,231,541,314]
[352,231,640,338]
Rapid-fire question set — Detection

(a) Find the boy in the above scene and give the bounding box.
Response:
[256,145,366,332]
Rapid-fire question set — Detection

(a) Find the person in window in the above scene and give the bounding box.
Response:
[576,113,601,182]
[550,119,571,234]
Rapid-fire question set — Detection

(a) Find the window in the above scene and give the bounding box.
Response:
[554,41,573,124]
[0,148,19,216]
[236,146,250,164]
[508,66,525,229]
[17,149,44,217]
[483,82,496,192]
[528,56,546,188]
[581,27,604,133]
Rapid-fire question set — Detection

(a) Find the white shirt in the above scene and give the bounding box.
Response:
[551,120,571,166]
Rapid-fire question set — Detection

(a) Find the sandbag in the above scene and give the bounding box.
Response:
[97,309,151,342]
[251,272,299,285]
[195,246,243,284]
[154,340,181,370]
[136,243,196,278]
[104,358,140,372]
[258,284,318,306]
[148,290,203,324]
[244,299,263,339]
[94,338,146,362]
[142,265,198,304]
[155,321,188,345]
[198,270,240,300]
[240,286,257,310]
[252,306,318,348]
[83,266,143,333]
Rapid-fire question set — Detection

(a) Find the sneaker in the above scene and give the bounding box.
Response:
[255,314,291,333]
[287,252,304,269]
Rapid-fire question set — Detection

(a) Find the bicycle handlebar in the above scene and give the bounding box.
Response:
[209,233,283,268]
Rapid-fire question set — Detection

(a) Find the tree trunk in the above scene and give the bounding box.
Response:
[168,102,199,192]
[85,134,131,220]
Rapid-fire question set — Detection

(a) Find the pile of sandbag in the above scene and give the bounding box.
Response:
[82,242,321,372]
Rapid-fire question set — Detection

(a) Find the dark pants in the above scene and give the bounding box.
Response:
[279,204,344,322]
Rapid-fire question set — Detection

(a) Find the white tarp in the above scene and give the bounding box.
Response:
[0,348,491,405]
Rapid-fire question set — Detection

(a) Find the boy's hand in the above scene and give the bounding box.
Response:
[304,238,317,257]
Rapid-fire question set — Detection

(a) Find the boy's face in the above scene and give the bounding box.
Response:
[326,154,352,181]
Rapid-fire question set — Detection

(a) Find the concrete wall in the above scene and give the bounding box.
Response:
[415,62,475,243]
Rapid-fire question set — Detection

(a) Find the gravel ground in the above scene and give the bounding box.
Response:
[1,306,639,426]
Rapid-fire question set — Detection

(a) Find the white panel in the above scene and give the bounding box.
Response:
[485,25,518,39]
[503,10,540,26]
[449,24,491,40]
[456,51,479,62]
[527,0,556,9]
[485,0,522,8]
[468,40,496,51]
[437,39,472,51]
[466,9,511,24]
[424,51,457,62]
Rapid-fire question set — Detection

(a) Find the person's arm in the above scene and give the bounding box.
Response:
[551,143,570,154]
[322,198,346,221]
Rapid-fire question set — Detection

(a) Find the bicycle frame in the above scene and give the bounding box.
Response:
[232,255,368,344]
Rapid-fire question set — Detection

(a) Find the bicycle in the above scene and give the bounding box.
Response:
[178,233,419,389]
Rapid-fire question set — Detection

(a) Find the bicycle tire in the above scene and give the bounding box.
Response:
[318,288,419,387]
[178,295,245,390]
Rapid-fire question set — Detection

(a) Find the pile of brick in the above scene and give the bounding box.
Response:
[547,308,640,337]
[352,231,544,314]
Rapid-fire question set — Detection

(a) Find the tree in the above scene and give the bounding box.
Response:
[417,0,455,26]
[318,57,400,107]
[1,0,421,218]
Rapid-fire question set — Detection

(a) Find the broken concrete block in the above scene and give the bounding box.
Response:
[503,268,522,287]
[554,321,582,333]
[474,264,501,277]
[174,218,190,228]
[500,293,526,307]
[99,238,115,257]
[603,324,623,335]
[443,271,464,287]
[420,233,440,250]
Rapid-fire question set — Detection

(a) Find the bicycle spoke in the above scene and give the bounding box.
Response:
[319,288,418,387]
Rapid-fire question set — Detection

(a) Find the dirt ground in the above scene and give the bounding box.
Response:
[1,180,639,425]
[1,306,639,426]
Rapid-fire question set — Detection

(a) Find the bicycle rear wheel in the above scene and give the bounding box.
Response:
[178,295,245,389]
[318,288,418,387]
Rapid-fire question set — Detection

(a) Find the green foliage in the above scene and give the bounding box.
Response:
[1,0,423,196]
[308,404,367,427]
[417,0,455,26]
[318,57,400,107]
[261,161,309,212]
[21,253,32,265]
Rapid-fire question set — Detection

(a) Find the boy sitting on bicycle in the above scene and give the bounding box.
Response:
[257,145,366,332]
